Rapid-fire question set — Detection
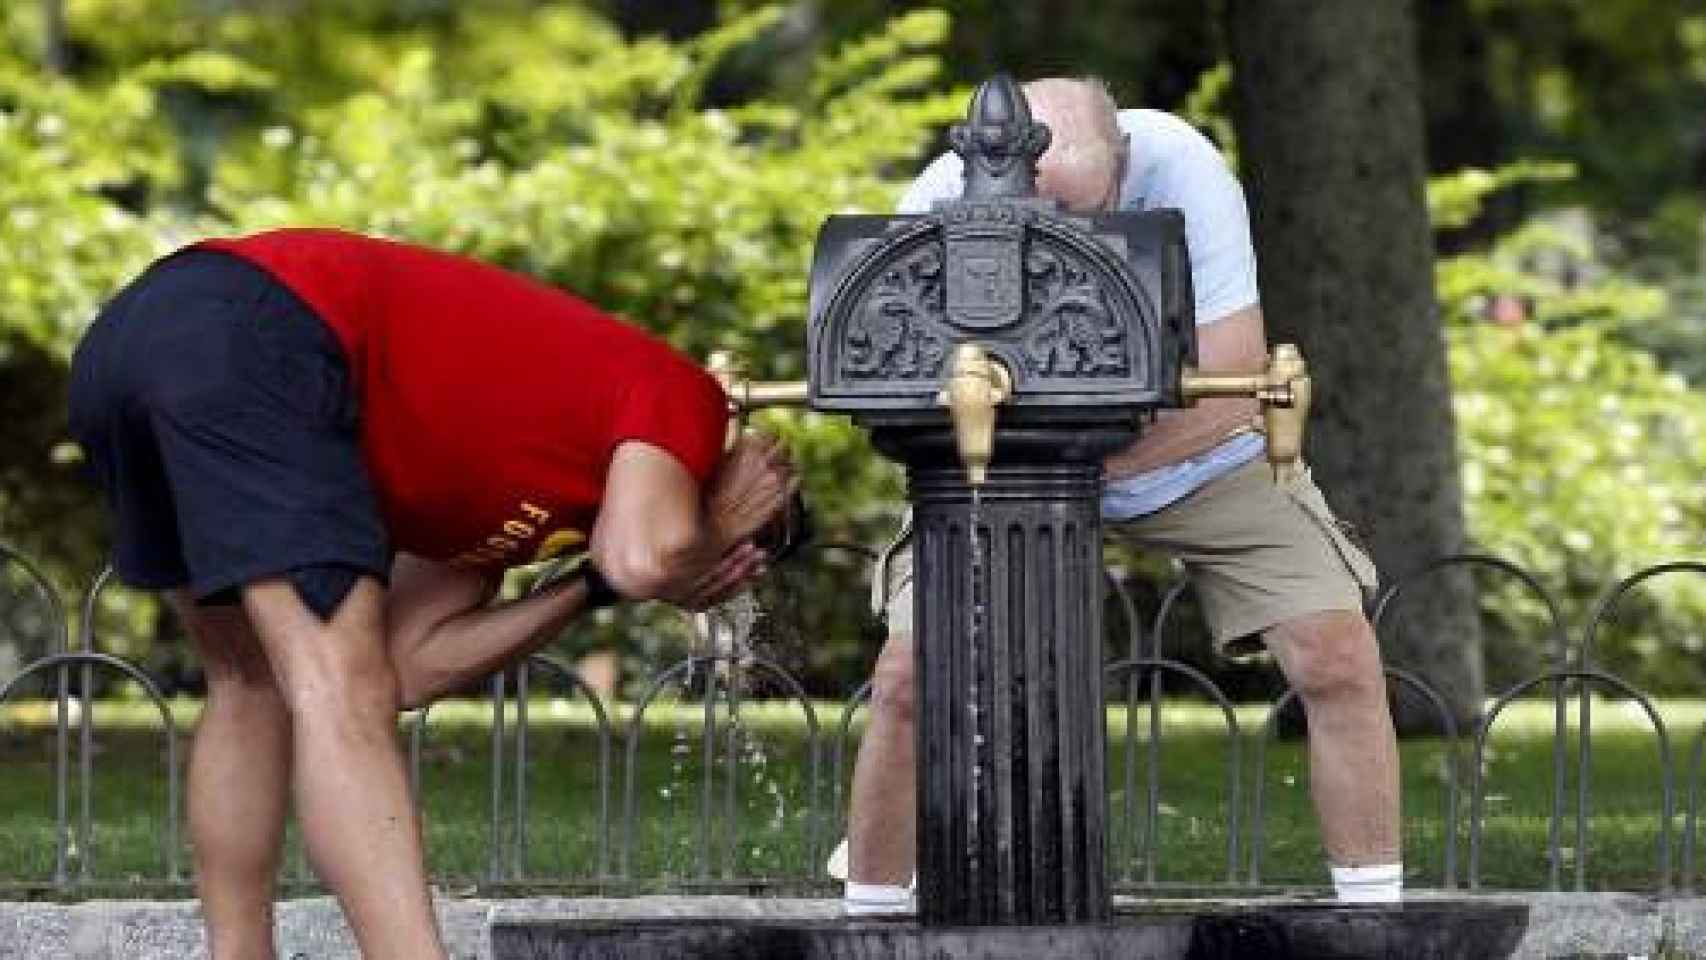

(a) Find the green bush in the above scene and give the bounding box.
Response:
[0,1,962,689]
[6,15,1705,696]
[1435,167,1706,692]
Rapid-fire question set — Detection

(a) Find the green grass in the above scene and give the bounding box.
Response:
[0,697,1698,896]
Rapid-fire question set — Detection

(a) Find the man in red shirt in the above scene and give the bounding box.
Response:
[68,229,796,960]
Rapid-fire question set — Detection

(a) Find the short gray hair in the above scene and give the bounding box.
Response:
[1022,77,1128,204]
[1076,76,1126,160]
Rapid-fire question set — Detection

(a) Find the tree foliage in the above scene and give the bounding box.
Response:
[3,2,1705,697]
[0,1,960,685]
[0,63,172,358]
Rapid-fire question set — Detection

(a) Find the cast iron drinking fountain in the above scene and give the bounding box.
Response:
[492,75,1528,959]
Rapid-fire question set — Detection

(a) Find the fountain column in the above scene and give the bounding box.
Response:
[909,455,1115,923]
[807,74,1200,925]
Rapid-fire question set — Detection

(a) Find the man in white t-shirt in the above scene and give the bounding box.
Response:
[836,77,1402,910]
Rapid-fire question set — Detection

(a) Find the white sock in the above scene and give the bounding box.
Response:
[826,838,850,881]
[1331,863,1402,903]
[844,881,913,915]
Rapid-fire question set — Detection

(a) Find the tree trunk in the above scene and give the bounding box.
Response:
[1226,0,1483,728]
[1416,0,1518,249]
[40,0,66,75]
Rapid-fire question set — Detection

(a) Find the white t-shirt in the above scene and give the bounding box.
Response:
[899,109,1265,517]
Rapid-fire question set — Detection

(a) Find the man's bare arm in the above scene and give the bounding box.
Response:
[590,437,790,607]
[1104,304,1268,478]
[385,554,598,709]
[386,438,792,708]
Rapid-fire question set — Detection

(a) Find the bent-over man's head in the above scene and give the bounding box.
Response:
[1021,77,1128,214]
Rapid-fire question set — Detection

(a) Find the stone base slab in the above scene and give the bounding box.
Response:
[0,892,1699,959]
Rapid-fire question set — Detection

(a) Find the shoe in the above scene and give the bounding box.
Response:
[843,879,915,917]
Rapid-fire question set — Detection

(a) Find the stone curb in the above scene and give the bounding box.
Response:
[0,893,1699,959]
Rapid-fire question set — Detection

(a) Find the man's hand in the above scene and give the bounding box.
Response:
[665,541,767,611]
[707,431,798,552]
[660,430,797,610]
[590,437,794,608]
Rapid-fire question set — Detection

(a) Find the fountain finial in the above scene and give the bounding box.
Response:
[948,74,1051,201]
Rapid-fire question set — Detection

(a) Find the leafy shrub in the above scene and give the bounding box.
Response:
[1436,166,1706,692]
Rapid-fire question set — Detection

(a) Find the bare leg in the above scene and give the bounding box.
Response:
[1265,609,1402,866]
[847,630,918,884]
[175,594,290,960]
[242,577,447,960]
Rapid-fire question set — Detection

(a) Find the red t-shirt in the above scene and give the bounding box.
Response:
[194,228,729,571]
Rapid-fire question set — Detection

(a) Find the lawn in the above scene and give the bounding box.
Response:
[0,695,1699,897]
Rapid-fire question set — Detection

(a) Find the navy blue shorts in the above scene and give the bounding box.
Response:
[67,251,391,618]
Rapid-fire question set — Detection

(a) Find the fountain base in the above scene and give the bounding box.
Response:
[491,900,1528,959]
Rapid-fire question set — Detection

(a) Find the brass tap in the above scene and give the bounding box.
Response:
[706,350,810,449]
[1179,343,1313,484]
[936,343,1013,487]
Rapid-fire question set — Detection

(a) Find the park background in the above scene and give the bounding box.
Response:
[2,0,1706,895]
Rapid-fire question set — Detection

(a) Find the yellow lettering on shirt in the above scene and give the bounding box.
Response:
[447,499,582,570]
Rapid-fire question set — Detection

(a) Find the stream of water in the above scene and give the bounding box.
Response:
[966,486,987,882]
[657,590,790,875]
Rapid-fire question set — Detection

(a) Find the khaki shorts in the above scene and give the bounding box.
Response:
[871,458,1377,655]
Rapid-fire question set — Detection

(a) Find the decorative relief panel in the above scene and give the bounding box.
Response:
[841,242,949,380]
[833,228,1140,387]
[1021,244,1131,379]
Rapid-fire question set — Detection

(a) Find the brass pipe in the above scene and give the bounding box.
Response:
[936,343,1013,487]
[706,350,810,412]
[1179,343,1312,484]
[738,381,811,407]
[1177,374,1271,399]
[706,350,811,450]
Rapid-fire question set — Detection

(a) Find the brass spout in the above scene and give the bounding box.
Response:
[936,343,1013,487]
[1179,343,1313,484]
